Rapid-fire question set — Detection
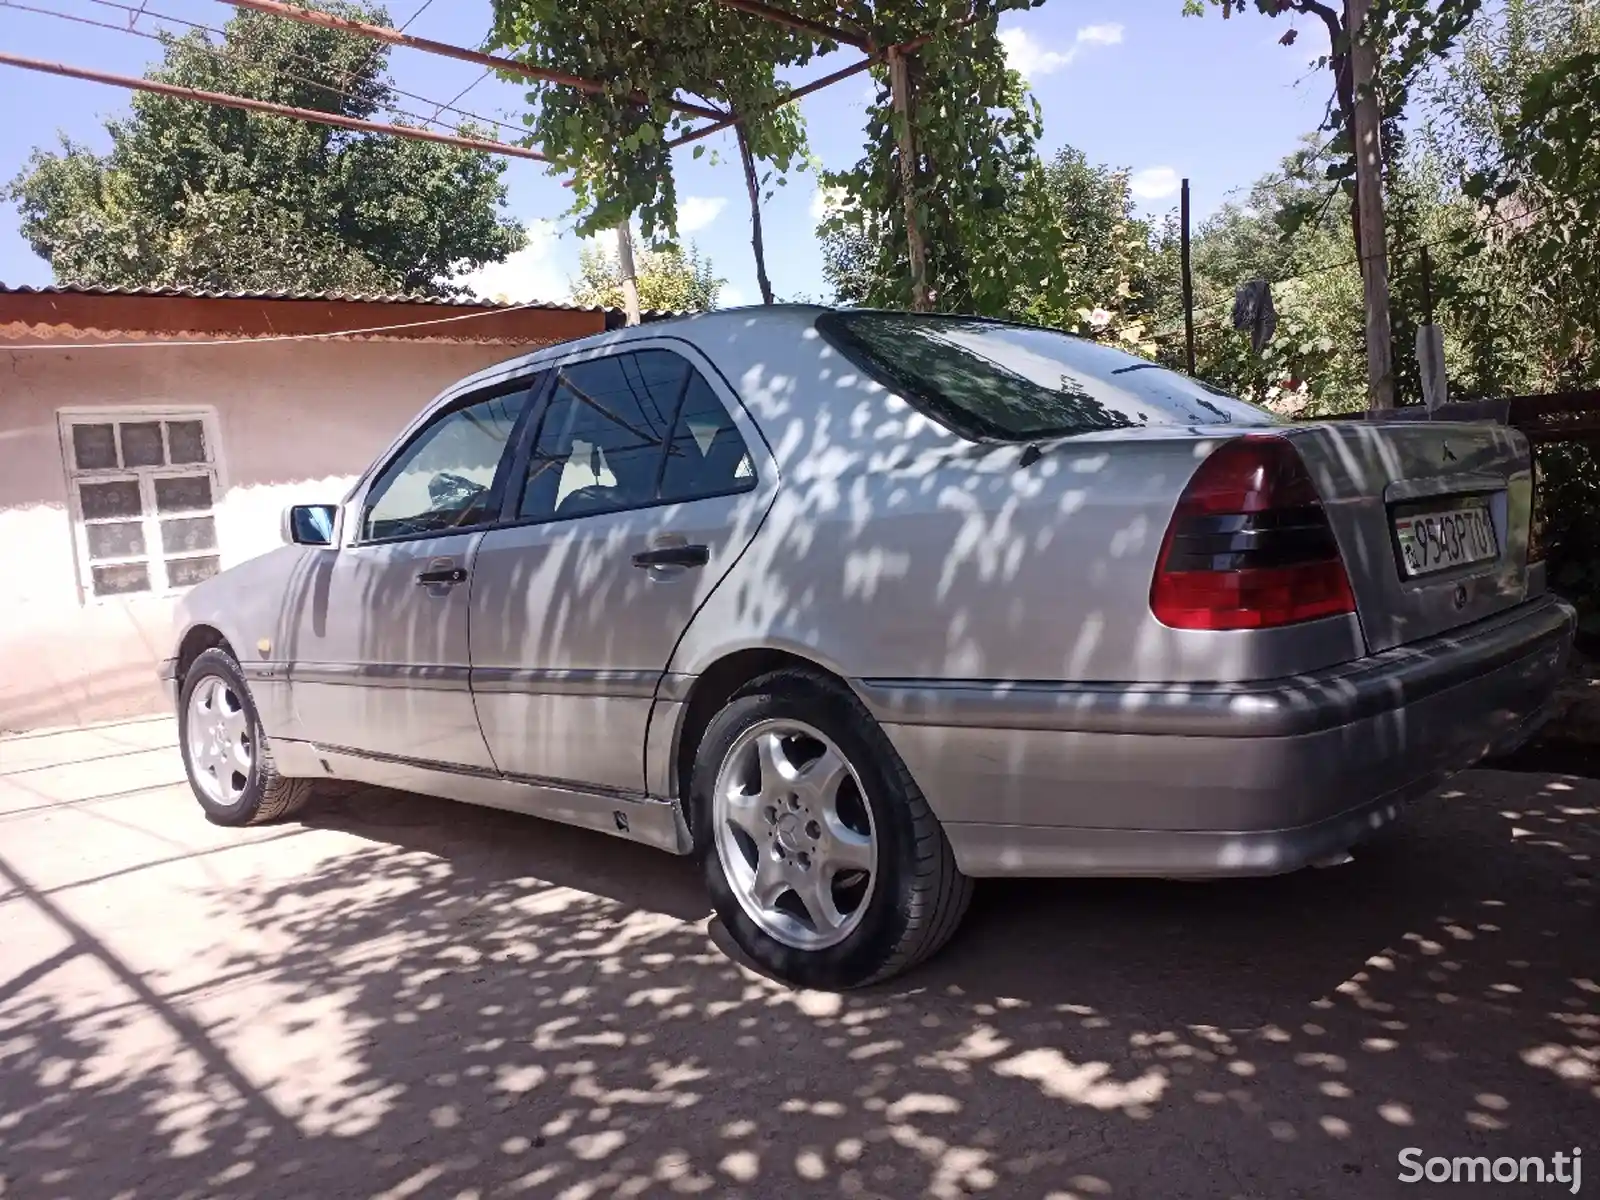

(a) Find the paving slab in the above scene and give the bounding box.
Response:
[0,723,1595,1199]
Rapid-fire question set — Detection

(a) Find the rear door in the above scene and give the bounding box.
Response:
[469,341,777,794]
[1285,419,1535,651]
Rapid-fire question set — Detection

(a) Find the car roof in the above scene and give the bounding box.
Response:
[461,303,834,388]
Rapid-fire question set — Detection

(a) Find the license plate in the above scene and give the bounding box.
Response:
[1392,498,1498,577]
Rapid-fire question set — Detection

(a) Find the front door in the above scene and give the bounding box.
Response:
[470,343,776,794]
[286,377,535,770]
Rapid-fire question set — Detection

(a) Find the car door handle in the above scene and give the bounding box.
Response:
[631,545,709,569]
[416,567,467,585]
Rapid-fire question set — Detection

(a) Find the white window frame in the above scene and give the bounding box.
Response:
[56,406,228,604]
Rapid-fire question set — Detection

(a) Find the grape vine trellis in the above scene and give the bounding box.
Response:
[488,0,1047,311]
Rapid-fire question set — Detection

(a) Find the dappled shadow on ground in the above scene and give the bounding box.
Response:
[2,770,1595,1199]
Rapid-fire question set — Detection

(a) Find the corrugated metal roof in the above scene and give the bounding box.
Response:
[0,280,616,313]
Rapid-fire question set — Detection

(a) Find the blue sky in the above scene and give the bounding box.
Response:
[0,1,1334,306]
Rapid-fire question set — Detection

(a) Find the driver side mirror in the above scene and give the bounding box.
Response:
[282,503,337,547]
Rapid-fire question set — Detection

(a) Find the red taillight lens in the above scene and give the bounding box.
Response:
[1150,436,1356,631]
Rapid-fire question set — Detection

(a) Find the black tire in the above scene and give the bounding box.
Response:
[690,668,973,989]
[178,647,316,827]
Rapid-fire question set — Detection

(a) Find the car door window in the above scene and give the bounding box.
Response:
[362,383,531,542]
[657,372,756,502]
[519,349,755,522]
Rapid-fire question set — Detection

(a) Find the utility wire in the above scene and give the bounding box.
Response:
[3,1,480,135]
[397,0,434,33]
[2,0,524,139]
[428,66,492,126]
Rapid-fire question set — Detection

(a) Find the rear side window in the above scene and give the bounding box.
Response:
[518,349,755,523]
[816,311,1279,442]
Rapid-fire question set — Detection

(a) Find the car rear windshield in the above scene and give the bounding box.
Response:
[816,311,1281,442]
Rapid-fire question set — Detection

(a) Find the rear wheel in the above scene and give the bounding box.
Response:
[179,647,315,826]
[691,668,972,989]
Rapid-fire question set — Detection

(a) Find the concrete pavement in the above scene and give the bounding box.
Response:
[1,718,1595,1199]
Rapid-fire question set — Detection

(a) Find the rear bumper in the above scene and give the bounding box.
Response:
[858,595,1575,878]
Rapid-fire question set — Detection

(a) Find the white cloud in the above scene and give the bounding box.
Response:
[1001,22,1125,78]
[1000,28,1072,77]
[457,219,569,304]
[810,186,847,221]
[719,284,748,309]
[1129,167,1181,201]
[678,195,728,233]
[1077,23,1124,46]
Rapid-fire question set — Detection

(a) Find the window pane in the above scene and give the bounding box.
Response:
[166,420,208,465]
[161,516,217,554]
[92,562,150,596]
[519,351,687,520]
[818,312,1279,442]
[155,475,213,513]
[658,374,754,503]
[72,423,118,470]
[79,480,142,520]
[167,556,221,587]
[120,422,165,467]
[86,521,146,561]
[363,385,529,541]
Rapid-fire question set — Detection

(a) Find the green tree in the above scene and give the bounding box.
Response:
[570,240,725,312]
[823,141,1169,348]
[8,2,522,296]
[819,4,1054,316]
[1181,1,1484,251]
[488,0,818,289]
[1418,0,1600,630]
[489,1,1048,311]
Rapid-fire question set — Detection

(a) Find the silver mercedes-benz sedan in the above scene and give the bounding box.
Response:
[162,306,1574,987]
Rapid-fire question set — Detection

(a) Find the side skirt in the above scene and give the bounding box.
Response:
[271,738,692,856]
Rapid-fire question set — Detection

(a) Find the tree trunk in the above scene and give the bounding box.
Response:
[736,123,774,305]
[614,221,640,326]
[1347,0,1395,410]
[887,46,930,312]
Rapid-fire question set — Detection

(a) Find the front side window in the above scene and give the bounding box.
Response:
[518,349,754,522]
[817,311,1280,442]
[59,410,223,599]
[362,384,530,542]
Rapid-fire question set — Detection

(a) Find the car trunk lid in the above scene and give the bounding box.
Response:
[1281,419,1536,652]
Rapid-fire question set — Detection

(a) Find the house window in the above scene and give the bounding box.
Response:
[58,410,223,600]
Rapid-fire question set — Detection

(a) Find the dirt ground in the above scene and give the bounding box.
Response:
[1,717,1595,1199]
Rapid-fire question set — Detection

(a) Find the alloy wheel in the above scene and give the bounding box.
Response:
[186,674,254,806]
[712,718,878,951]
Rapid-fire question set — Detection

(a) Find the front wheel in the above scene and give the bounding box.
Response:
[691,668,972,989]
[179,647,315,826]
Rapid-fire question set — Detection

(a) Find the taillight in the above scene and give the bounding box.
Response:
[1150,435,1356,631]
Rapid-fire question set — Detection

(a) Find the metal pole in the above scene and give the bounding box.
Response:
[1181,177,1196,376]
[1347,0,1396,410]
[665,57,875,150]
[615,223,642,327]
[1421,244,1435,326]
[0,50,548,160]
[215,0,728,121]
[712,0,870,49]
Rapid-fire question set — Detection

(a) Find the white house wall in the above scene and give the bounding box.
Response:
[0,339,520,733]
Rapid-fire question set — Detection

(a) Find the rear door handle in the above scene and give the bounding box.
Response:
[631,545,709,569]
[416,567,467,585]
